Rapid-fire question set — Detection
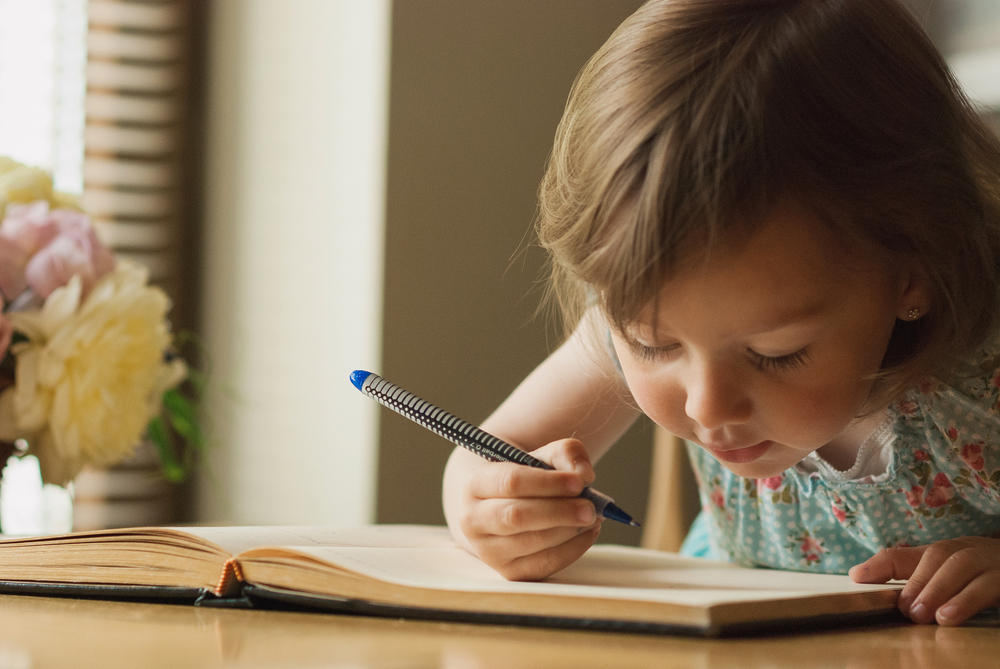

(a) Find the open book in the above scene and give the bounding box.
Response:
[0,524,902,636]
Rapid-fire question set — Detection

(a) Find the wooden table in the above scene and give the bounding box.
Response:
[0,594,998,668]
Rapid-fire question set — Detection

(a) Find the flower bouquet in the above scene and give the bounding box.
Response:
[0,157,202,491]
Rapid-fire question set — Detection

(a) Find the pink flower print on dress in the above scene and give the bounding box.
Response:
[897,399,919,415]
[832,501,847,523]
[961,442,986,471]
[904,485,924,508]
[798,534,825,564]
[709,485,725,510]
[924,472,955,508]
[756,475,783,494]
[947,426,959,441]
[914,449,930,462]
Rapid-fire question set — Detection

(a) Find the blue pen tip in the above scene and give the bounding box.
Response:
[349,370,372,391]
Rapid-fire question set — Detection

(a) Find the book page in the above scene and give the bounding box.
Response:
[238,526,900,608]
[180,524,455,557]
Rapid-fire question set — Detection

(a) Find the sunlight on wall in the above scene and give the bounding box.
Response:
[197,0,388,525]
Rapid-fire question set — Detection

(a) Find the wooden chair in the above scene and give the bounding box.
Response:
[640,430,701,552]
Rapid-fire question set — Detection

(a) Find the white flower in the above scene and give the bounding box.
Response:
[0,260,184,484]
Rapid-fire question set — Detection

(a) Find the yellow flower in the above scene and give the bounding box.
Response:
[0,156,80,219]
[0,261,184,485]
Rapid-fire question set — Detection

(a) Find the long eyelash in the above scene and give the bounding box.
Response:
[749,348,809,372]
[632,343,678,362]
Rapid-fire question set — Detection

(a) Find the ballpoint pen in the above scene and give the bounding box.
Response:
[350,369,640,527]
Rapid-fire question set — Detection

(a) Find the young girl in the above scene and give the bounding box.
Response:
[442,0,1000,626]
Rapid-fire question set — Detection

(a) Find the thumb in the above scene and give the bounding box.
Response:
[849,545,927,583]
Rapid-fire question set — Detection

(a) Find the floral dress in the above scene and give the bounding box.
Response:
[684,336,1000,574]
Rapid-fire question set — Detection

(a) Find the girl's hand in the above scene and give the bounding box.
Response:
[444,438,603,581]
[849,536,1000,625]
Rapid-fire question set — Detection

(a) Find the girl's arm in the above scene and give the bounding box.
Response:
[442,315,640,580]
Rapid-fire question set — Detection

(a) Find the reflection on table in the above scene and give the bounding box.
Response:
[0,594,998,668]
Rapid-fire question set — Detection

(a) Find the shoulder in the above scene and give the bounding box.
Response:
[895,327,1000,426]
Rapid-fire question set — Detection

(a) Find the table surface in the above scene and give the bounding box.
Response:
[1,593,999,668]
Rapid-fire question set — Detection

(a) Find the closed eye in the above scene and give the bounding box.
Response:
[748,348,809,372]
[630,341,681,362]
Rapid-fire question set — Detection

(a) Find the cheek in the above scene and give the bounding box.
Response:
[771,375,873,440]
[622,371,689,433]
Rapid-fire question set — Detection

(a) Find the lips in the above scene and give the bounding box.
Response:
[703,440,772,464]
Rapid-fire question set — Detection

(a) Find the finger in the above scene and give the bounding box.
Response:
[473,523,599,566]
[898,541,979,621]
[849,545,927,583]
[469,496,597,536]
[496,523,602,581]
[532,438,596,483]
[935,571,1000,626]
[902,545,994,624]
[467,461,586,500]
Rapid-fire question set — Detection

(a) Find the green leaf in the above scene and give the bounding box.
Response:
[147,416,185,483]
[163,388,205,450]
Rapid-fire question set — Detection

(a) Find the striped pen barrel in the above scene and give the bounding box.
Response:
[350,370,639,527]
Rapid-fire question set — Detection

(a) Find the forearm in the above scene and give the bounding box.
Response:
[478,316,640,462]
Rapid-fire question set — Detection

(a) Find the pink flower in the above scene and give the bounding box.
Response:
[961,442,985,471]
[709,487,725,510]
[0,202,113,301]
[914,449,930,462]
[832,503,847,523]
[897,400,919,415]
[24,209,114,299]
[904,485,924,507]
[947,426,959,441]
[924,473,955,508]
[0,201,59,299]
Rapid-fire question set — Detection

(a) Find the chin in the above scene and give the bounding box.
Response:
[721,458,794,480]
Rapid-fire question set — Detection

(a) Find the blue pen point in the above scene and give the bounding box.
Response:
[350,370,372,391]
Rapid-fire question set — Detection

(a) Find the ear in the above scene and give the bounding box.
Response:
[895,264,932,321]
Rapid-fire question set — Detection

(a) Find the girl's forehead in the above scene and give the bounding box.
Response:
[626,204,897,332]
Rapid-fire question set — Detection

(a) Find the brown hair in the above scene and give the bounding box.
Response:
[537,0,1000,397]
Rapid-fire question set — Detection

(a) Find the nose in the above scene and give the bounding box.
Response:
[683,359,751,431]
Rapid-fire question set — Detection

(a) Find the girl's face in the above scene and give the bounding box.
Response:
[611,203,927,479]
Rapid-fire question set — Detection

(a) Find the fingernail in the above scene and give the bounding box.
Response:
[909,602,929,622]
[937,604,956,623]
[578,504,596,524]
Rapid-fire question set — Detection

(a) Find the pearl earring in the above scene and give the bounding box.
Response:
[904,307,921,321]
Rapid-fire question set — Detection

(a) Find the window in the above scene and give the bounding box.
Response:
[0,0,87,193]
